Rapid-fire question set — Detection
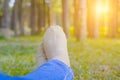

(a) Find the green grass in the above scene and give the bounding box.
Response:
[0,37,120,80]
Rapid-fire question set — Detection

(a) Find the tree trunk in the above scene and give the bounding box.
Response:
[94,0,101,38]
[74,0,87,40]
[62,0,69,37]
[37,2,41,34]
[108,0,118,38]
[2,0,9,28]
[74,0,80,40]
[37,0,46,34]
[112,0,118,38]
[0,16,2,28]
[87,0,97,38]
[18,0,24,35]
[0,0,13,38]
[46,4,50,27]
[80,0,87,40]
[11,0,20,36]
[30,0,36,35]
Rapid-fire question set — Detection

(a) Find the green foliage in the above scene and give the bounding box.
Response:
[69,38,120,80]
[0,37,120,80]
[0,44,37,75]
[0,0,3,16]
[0,35,6,40]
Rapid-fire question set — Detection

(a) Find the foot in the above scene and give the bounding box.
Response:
[43,25,70,66]
[36,44,47,67]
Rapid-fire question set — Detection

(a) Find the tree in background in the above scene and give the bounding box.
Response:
[0,0,14,38]
[11,0,29,36]
[18,0,24,35]
[0,0,3,28]
[74,0,81,40]
[30,0,37,35]
[94,0,101,38]
[108,0,118,38]
[36,0,46,34]
[11,0,20,36]
[62,0,69,37]
[2,0,9,28]
[0,0,120,40]
[74,0,87,40]
[87,0,98,38]
[80,0,87,40]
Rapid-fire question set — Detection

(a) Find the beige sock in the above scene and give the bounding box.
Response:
[36,44,47,67]
[43,25,70,66]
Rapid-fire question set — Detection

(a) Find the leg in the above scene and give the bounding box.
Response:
[0,25,74,80]
[43,25,70,66]
[24,25,73,80]
[37,25,70,67]
[24,60,74,80]
[36,44,47,66]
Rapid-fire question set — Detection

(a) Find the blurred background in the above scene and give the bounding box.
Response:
[0,0,120,39]
[0,0,120,80]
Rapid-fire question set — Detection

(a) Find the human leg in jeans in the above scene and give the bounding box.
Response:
[0,25,74,80]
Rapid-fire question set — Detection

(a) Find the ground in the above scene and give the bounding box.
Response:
[0,36,120,80]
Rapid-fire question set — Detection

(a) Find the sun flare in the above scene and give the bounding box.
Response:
[96,2,109,15]
[96,3,103,14]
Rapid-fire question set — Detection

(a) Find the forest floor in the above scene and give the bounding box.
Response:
[0,36,120,80]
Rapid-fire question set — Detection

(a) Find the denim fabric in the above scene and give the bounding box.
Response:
[0,60,74,80]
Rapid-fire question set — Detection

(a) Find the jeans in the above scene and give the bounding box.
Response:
[0,60,74,80]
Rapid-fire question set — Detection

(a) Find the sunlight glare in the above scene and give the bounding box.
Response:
[96,3,109,15]
[96,3,103,15]
[104,5,109,13]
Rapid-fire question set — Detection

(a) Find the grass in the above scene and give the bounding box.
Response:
[0,36,120,80]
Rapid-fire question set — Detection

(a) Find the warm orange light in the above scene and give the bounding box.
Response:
[96,3,103,15]
[104,5,109,13]
[96,3,109,15]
